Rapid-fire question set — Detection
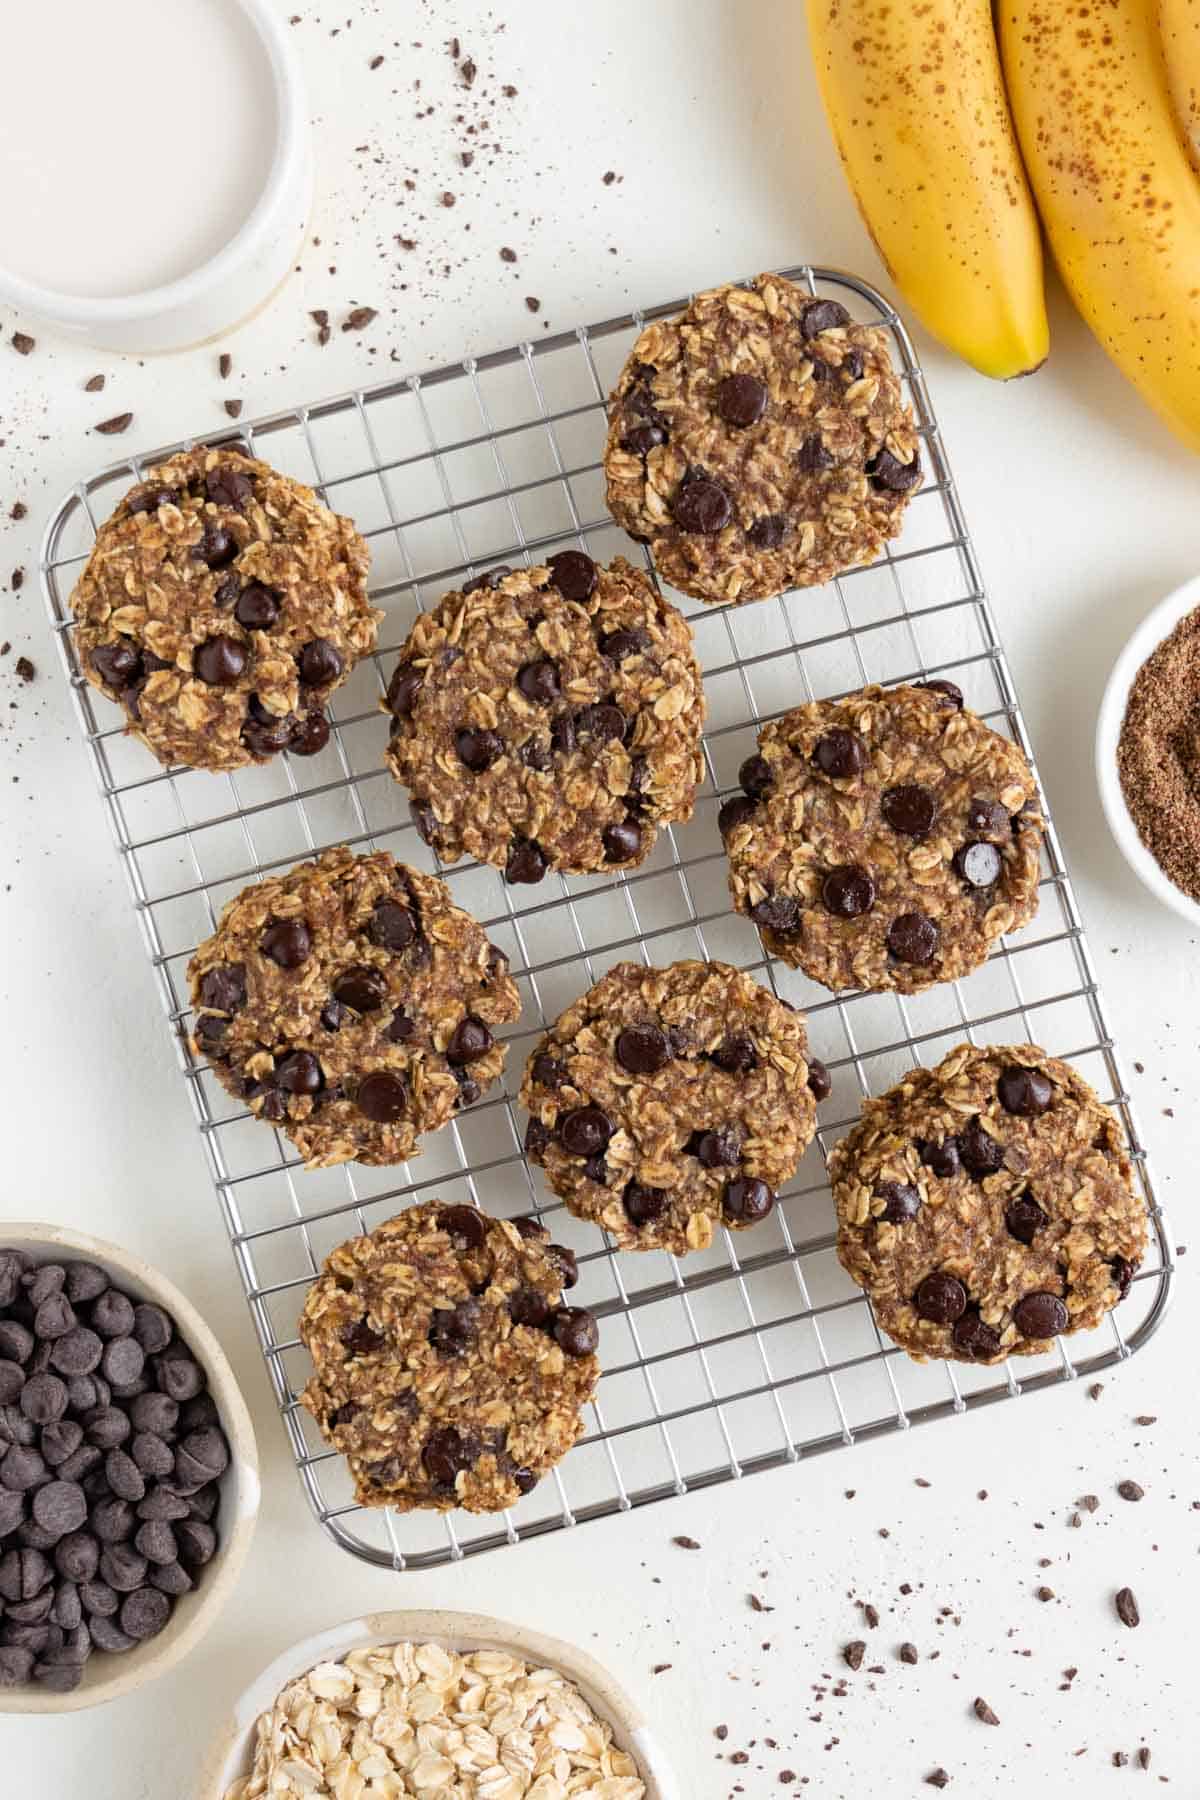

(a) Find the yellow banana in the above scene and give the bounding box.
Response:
[1000,0,1200,453]
[805,0,1049,379]
[1160,0,1200,169]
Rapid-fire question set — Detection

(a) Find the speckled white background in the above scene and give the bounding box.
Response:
[0,2,1196,1794]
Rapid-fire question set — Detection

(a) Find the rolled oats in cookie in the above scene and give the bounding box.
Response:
[723,683,1044,993]
[603,273,922,606]
[187,846,520,1168]
[382,553,705,881]
[72,446,379,771]
[520,960,818,1254]
[299,1202,599,1512]
[830,1044,1147,1363]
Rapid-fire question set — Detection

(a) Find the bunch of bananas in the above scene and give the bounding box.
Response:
[806,0,1200,450]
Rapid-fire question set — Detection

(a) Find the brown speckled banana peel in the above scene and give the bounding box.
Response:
[805,0,1049,380]
[1159,0,1200,172]
[1001,0,1200,452]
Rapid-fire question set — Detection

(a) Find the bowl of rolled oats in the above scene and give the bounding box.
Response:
[201,1609,679,1800]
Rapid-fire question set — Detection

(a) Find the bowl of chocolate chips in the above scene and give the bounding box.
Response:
[0,1224,258,1712]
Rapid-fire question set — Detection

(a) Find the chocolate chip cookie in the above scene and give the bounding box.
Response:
[723,683,1044,993]
[382,554,705,882]
[603,274,922,606]
[72,446,379,771]
[187,846,520,1168]
[299,1203,600,1512]
[830,1044,1147,1363]
[520,960,820,1253]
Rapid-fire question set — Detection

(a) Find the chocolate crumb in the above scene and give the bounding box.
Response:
[11,568,23,591]
[525,296,541,313]
[369,53,384,69]
[899,1642,919,1664]
[749,1594,774,1613]
[224,400,244,419]
[730,1751,749,1766]
[461,151,474,167]
[84,374,105,393]
[95,412,133,436]
[842,1641,865,1671]
[1118,1479,1145,1502]
[502,83,517,96]
[651,1662,671,1674]
[219,353,233,379]
[1037,1586,1055,1602]
[915,1477,931,1488]
[15,656,35,683]
[1115,1586,1141,1628]
[11,332,34,355]
[343,307,378,332]
[10,502,27,521]
[862,1603,880,1629]
[926,1773,951,1790]
[1135,1415,1157,1426]
[1080,1494,1100,1513]
[500,246,517,262]
[778,1771,796,1784]
[1114,1752,1130,1768]
[460,57,476,85]
[715,1725,728,1741]
[1138,1748,1151,1770]
[603,170,616,184]
[973,1698,1000,1726]
[672,1535,700,1550]
[441,192,457,208]
[1089,1382,1105,1399]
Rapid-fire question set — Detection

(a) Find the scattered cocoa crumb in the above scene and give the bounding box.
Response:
[878,1528,890,1539]
[224,401,244,419]
[342,307,378,332]
[219,353,232,379]
[460,57,476,85]
[10,503,26,521]
[461,151,474,167]
[310,308,331,346]
[977,1489,988,1500]
[0,641,9,656]
[672,1535,700,1550]
[15,657,35,683]
[499,246,517,262]
[1134,1060,1145,1072]
[1037,1587,1055,1602]
[84,374,105,393]
[1064,1667,1078,1681]
[898,1643,918,1664]
[651,1663,671,1674]
[778,1771,796,1785]
[862,1603,880,1630]
[11,568,23,591]
[1138,1747,1151,1771]
[1115,1586,1141,1628]
[1080,1494,1100,1513]
[1114,1752,1130,1768]
[502,83,517,96]
[1118,1479,1145,1502]
[714,1725,728,1742]
[441,191,457,208]
[94,413,133,436]
[525,296,541,312]
[749,1594,774,1613]
[1089,1382,1105,1400]
[842,1641,865,1671]
[973,1698,1000,1726]
[730,1751,749,1766]
[603,170,616,185]
[449,35,460,56]
[1134,1415,1157,1426]
[11,332,34,355]
[369,54,384,69]
[925,1773,950,1790]
[914,1477,931,1488]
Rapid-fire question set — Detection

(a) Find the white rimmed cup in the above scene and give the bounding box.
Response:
[198,1610,682,1800]
[0,1222,259,1714]
[0,0,312,353]
[1095,572,1200,927]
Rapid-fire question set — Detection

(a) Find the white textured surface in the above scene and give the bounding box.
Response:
[0,2,1195,1794]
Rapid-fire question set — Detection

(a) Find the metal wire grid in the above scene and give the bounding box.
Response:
[41,266,1173,1572]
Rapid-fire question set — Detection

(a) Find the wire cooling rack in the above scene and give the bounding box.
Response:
[41,266,1173,1571]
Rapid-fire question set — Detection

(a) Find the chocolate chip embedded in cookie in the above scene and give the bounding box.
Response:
[299,1202,599,1512]
[829,1044,1148,1363]
[71,446,379,772]
[187,846,520,1168]
[381,554,704,881]
[723,683,1044,993]
[520,960,817,1253]
[603,273,922,606]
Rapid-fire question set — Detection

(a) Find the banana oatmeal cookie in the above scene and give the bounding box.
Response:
[187,846,520,1168]
[830,1043,1147,1363]
[520,960,821,1254]
[722,682,1044,993]
[382,553,704,881]
[299,1203,599,1512]
[603,273,922,606]
[72,445,378,771]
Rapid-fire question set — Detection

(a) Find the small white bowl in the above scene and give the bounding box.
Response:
[198,1610,682,1800]
[0,0,311,353]
[0,1222,260,1714]
[1095,572,1200,927]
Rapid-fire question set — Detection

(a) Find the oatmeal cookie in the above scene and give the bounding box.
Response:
[299,1202,600,1512]
[382,553,704,881]
[187,846,520,1168]
[722,682,1044,993]
[520,960,820,1254]
[830,1043,1147,1363]
[603,273,921,606]
[72,445,379,771]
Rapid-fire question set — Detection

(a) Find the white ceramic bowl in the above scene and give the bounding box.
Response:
[0,1222,260,1714]
[0,0,311,353]
[198,1610,681,1800]
[1095,572,1200,927]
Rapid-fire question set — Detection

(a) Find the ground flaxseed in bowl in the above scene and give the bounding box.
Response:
[1116,603,1200,904]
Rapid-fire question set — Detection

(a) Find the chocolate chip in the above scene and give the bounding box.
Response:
[718,795,758,837]
[386,663,423,718]
[1117,1479,1145,1503]
[807,1058,832,1102]
[355,1072,408,1123]
[717,373,768,427]
[1115,1586,1140,1628]
[334,966,388,1012]
[531,1053,568,1088]
[559,1106,614,1157]
[546,1246,580,1295]
[598,628,649,662]
[100,1337,144,1388]
[624,1182,668,1226]
[672,473,732,533]
[973,1697,1000,1727]
[750,894,801,934]
[546,550,597,602]
[712,1035,757,1075]
[0,1323,32,1364]
[747,513,789,548]
[615,1025,671,1076]
[341,1319,383,1359]
[455,726,504,772]
[153,1351,203,1403]
[31,1481,87,1538]
[33,1295,75,1342]
[241,701,291,757]
[198,964,246,1014]
[104,1449,144,1502]
[298,638,343,687]
[276,1051,323,1096]
[462,565,512,594]
[868,448,922,493]
[881,784,937,837]
[823,865,875,918]
[722,1178,775,1224]
[196,525,238,569]
[997,1066,1053,1116]
[447,1016,493,1064]
[621,421,667,455]
[261,919,311,969]
[506,836,547,884]
[89,1615,136,1654]
[953,841,1002,888]
[1111,1256,1137,1300]
[603,819,642,862]
[149,1561,192,1598]
[516,658,560,705]
[953,1310,1002,1359]
[130,1392,176,1437]
[234,584,279,630]
[520,737,552,771]
[812,730,866,779]
[290,712,331,757]
[918,678,964,709]
[877,1182,921,1224]
[583,1154,609,1184]
[959,1118,1004,1176]
[41,1421,83,1467]
[739,754,773,798]
[966,797,1009,837]
[99,1543,147,1592]
[205,466,254,510]
[1012,1292,1067,1339]
[524,1118,551,1159]
[887,911,939,965]
[92,639,143,690]
[369,899,416,952]
[1005,1195,1048,1244]
[553,1308,599,1357]
[509,1288,550,1328]
[576,702,625,745]
[130,1432,173,1479]
[801,299,850,337]
[914,1273,967,1324]
[429,1300,479,1356]
[421,1427,476,1488]
[120,1586,169,1641]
